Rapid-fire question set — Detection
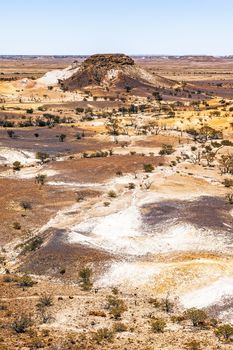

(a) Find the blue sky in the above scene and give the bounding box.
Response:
[0,0,232,55]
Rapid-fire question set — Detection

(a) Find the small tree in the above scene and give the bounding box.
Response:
[36,152,49,163]
[35,174,47,186]
[59,133,66,142]
[79,267,93,291]
[162,293,174,313]
[215,324,233,341]
[106,295,127,320]
[20,201,32,211]
[13,161,22,171]
[185,308,208,327]
[7,130,15,138]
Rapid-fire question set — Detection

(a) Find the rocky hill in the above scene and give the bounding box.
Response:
[59,53,178,95]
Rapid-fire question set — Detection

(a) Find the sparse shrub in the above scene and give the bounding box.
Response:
[143,163,154,173]
[30,336,44,349]
[0,256,5,265]
[185,339,202,350]
[151,318,166,333]
[215,324,233,341]
[148,297,161,308]
[22,236,43,253]
[171,314,186,323]
[79,267,93,291]
[20,201,32,210]
[185,308,208,327]
[113,322,127,332]
[13,222,21,230]
[36,152,49,163]
[161,294,174,313]
[108,190,117,198]
[92,328,114,344]
[37,294,53,308]
[12,314,32,333]
[58,133,66,142]
[13,161,22,171]
[0,304,7,311]
[18,275,35,288]
[159,144,175,155]
[223,178,233,187]
[7,130,15,138]
[112,287,119,295]
[128,182,135,189]
[106,295,127,320]
[226,193,233,204]
[89,310,106,317]
[221,139,233,146]
[76,193,85,202]
[3,275,13,283]
[35,174,46,186]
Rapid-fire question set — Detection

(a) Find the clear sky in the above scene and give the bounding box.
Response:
[0,0,232,55]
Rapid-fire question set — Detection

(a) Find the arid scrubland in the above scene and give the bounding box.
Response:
[0,55,233,349]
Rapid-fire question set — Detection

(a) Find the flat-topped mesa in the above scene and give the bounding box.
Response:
[82,54,135,68]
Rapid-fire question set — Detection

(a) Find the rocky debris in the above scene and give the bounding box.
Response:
[82,53,135,69]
